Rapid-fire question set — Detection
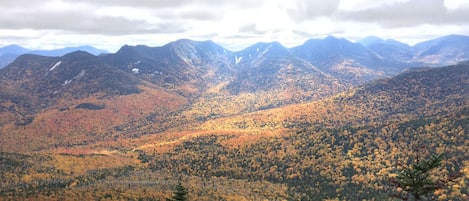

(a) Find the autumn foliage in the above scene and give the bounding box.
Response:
[0,63,468,200]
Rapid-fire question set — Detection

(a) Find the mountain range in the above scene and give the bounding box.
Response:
[0,34,468,147]
[106,34,469,85]
[1,35,469,149]
[0,34,468,200]
[0,45,109,68]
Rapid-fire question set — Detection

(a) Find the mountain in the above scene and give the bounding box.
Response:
[226,41,345,96]
[102,39,234,98]
[0,44,29,55]
[29,45,109,57]
[1,36,468,148]
[1,51,141,101]
[233,41,291,63]
[359,36,410,49]
[0,51,187,151]
[102,39,348,122]
[359,36,413,63]
[356,35,469,72]
[291,36,397,84]
[0,45,109,68]
[199,63,469,133]
[0,36,468,200]
[0,39,349,152]
[412,34,469,66]
[0,45,30,68]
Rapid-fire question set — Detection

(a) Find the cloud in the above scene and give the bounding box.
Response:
[0,0,194,35]
[72,0,265,9]
[0,0,468,51]
[238,24,267,35]
[338,0,469,27]
[286,0,341,22]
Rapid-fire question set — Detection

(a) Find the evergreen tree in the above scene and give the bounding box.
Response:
[390,153,450,200]
[166,182,188,201]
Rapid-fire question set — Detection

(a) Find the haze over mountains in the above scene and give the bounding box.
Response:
[0,45,109,68]
[0,34,468,200]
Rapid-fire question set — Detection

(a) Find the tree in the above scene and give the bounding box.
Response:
[166,182,188,201]
[390,153,460,200]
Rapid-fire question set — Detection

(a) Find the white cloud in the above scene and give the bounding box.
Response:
[444,0,469,10]
[0,0,468,51]
[286,0,340,21]
[337,0,469,27]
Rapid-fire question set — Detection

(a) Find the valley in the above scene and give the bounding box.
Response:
[0,35,468,200]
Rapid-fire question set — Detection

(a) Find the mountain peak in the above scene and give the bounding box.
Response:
[440,34,469,40]
[63,50,95,57]
[170,38,197,45]
[167,39,226,50]
[0,44,27,50]
[234,41,289,60]
[59,51,101,65]
[414,34,469,48]
[358,36,409,48]
[0,44,29,55]
[324,35,340,40]
[359,36,385,46]
[412,34,469,65]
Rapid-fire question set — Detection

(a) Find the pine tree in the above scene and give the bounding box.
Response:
[166,182,188,201]
[391,153,446,200]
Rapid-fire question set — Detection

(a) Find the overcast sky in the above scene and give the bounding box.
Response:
[1,0,469,52]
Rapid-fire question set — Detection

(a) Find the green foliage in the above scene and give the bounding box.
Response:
[166,182,188,201]
[395,153,444,200]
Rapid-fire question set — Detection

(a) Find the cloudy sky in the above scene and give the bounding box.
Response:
[1,0,469,52]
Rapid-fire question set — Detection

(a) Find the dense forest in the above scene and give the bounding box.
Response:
[0,64,468,200]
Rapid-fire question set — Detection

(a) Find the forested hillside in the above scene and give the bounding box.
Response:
[1,63,467,200]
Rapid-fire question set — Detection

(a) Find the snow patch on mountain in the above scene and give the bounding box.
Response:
[49,61,62,71]
[235,55,243,64]
[62,80,72,86]
[62,70,86,86]
[261,45,272,56]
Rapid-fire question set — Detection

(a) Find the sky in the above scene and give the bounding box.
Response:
[1,0,469,52]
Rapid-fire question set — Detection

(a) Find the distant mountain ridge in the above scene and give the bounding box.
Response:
[0,45,109,68]
[1,35,468,112]
[0,34,468,151]
[107,34,469,86]
[2,34,469,71]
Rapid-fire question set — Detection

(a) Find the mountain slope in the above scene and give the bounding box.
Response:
[1,36,469,152]
[0,51,141,108]
[0,51,188,152]
[226,42,344,95]
[0,45,30,68]
[0,39,350,152]
[359,36,413,64]
[0,51,468,200]
[139,62,469,200]
[199,63,468,131]
[412,34,469,66]
[101,40,349,121]
[291,36,396,84]
[102,39,234,97]
[29,46,109,57]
